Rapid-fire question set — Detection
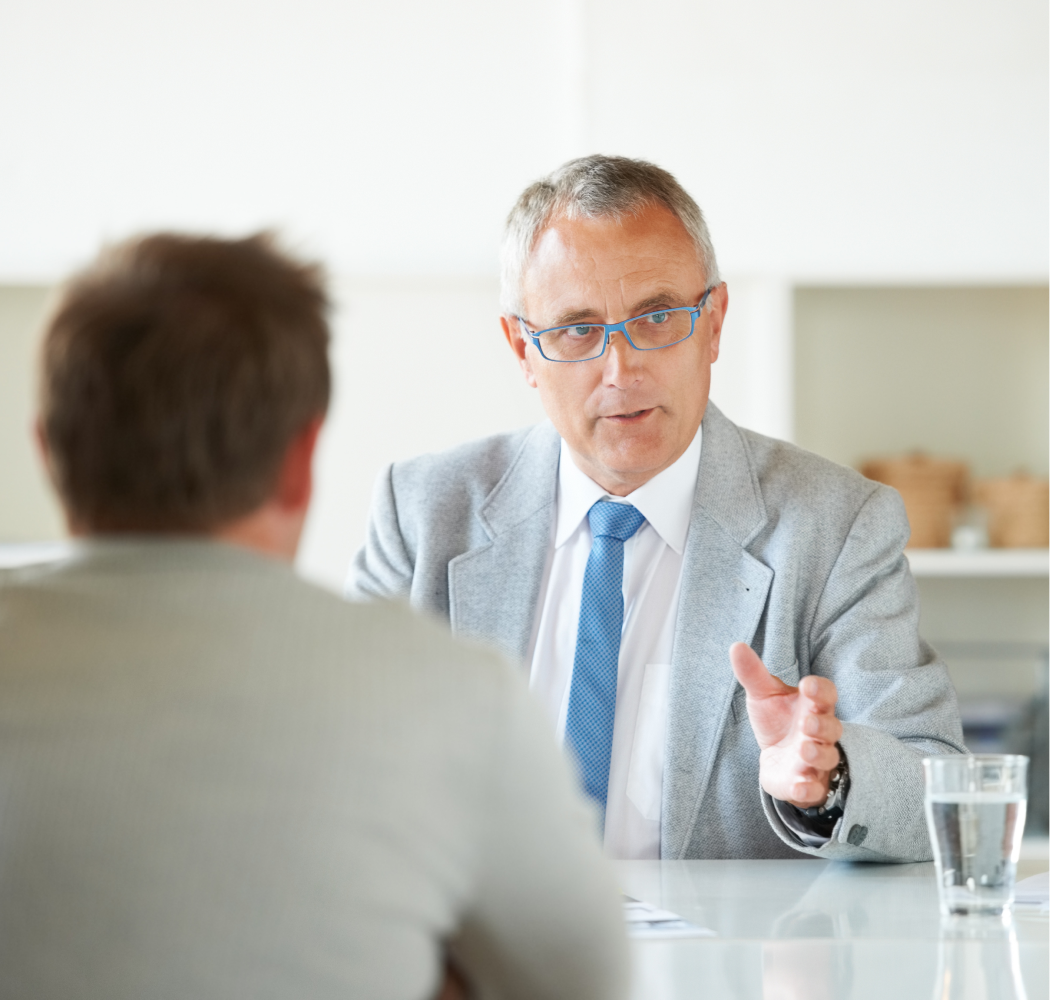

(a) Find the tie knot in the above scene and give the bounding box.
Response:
[587,500,646,541]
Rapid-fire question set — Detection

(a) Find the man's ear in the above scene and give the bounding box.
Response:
[707,283,729,364]
[500,315,538,389]
[34,418,53,480]
[275,417,323,513]
[34,417,81,535]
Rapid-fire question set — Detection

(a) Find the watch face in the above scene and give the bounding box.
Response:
[824,773,844,811]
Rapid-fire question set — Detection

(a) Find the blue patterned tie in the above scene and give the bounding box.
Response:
[565,500,647,824]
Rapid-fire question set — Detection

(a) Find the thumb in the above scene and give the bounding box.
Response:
[729,642,794,700]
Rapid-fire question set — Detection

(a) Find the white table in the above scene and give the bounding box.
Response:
[614,860,1048,999]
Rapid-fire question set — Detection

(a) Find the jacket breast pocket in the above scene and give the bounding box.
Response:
[778,657,801,684]
[730,683,748,725]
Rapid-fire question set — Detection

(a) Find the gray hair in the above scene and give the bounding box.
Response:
[499,154,720,316]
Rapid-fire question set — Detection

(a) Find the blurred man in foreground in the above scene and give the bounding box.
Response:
[0,234,627,1000]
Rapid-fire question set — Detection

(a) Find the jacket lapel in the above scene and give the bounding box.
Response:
[663,403,774,859]
[448,422,560,665]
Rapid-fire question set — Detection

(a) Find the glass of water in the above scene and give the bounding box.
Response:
[923,755,1029,916]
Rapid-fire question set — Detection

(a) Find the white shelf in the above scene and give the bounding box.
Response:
[0,541,72,569]
[906,548,1049,578]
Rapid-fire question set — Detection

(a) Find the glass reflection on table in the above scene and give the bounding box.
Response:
[933,915,1027,1000]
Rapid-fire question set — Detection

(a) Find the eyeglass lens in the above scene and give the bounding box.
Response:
[539,309,694,362]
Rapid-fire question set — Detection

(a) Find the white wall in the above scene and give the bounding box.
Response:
[709,278,794,442]
[0,288,65,542]
[0,0,579,281]
[1,0,1046,283]
[581,0,1049,284]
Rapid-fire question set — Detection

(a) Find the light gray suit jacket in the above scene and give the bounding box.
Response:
[350,403,966,863]
[0,540,627,1000]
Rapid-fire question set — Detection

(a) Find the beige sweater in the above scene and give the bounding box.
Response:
[0,539,627,1000]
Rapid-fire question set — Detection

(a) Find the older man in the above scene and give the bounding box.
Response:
[350,155,965,862]
[0,232,627,1000]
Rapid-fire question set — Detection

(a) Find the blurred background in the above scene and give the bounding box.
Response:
[1,0,1047,829]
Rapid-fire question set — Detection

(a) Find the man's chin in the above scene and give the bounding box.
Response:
[586,429,685,484]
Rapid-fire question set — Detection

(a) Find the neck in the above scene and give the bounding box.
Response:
[214,502,304,562]
[567,442,694,497]
[66,508,303,563]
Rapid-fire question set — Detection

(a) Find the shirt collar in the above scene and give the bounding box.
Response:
[554,424,703,554]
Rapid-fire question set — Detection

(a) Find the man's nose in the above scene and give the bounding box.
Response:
[601,330,643,386]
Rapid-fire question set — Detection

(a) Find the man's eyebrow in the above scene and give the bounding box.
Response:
[548,308,602,326]
[629,292,691,315]
[546,291,693,327]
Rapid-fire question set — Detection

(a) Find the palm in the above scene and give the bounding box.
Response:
[728,643,842,808]
[742,687,798,749]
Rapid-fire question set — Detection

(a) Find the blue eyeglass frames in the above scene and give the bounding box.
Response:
[516,286,716,363]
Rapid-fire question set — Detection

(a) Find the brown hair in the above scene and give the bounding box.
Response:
[39,232,331,532]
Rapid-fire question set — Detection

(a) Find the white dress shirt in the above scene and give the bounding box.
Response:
[526,428,703,860]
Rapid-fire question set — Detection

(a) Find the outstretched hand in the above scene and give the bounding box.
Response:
[729,643,842,809]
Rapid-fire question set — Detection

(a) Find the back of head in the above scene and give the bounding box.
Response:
[500,154,720,315]
[39,233,330,533]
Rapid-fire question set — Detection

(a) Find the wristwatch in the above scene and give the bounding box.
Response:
[798,744,849,822]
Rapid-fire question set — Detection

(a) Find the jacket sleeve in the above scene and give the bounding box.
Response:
[345,464,414,602]
[761,484,966,862]
[450,672,630,1000]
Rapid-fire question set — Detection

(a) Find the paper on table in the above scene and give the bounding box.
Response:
[623,895,716,940]
[1013,871,1049,911]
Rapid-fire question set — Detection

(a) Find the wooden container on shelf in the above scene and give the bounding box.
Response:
[973,474,1050,548]
[860,454,969,549]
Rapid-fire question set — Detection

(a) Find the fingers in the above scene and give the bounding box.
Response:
[758,741,842,807]
[798,738,841,771]
[800,711,843,744]
[798,674,838,712]
[788,778,830,808]
[775,743,841,807]
[729,642,794,700]
[786,742,841,807]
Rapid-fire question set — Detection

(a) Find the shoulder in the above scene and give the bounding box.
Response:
[736,426,903,528]
[6,548,518,716]
[703,423,915,623]
[391,424,544,489]
[275,578,526,737]
[386,422,558,517]
[307,579,511,673]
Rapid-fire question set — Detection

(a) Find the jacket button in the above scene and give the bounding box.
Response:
[847,824,868,846]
